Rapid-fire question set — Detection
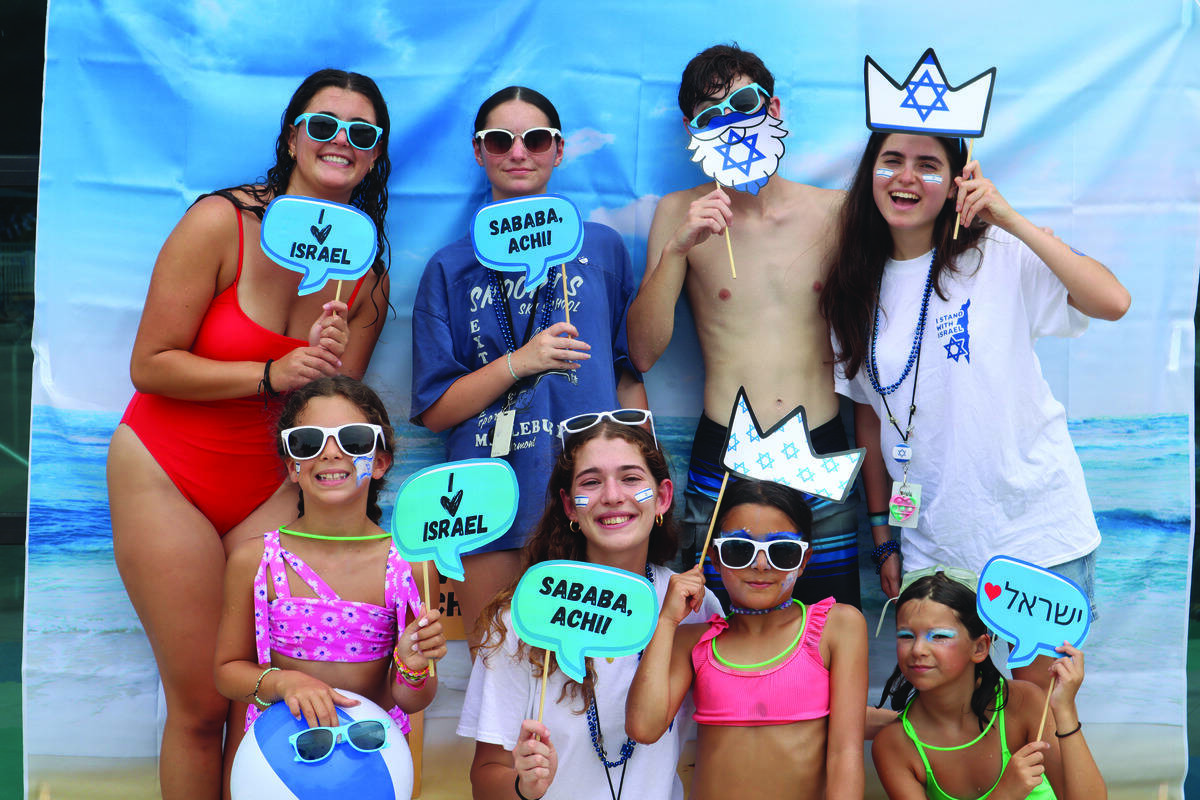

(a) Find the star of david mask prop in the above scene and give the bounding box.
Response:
[686,83,788,196]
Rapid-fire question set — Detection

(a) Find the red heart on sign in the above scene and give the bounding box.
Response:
[983,582,1001,601]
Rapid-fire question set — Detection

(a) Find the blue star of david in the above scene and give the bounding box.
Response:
[727,431,739,451]
[900,71,950,121]
[714,130,766,177]
[822,459,841,474]
[746,426,760,443]
[798,467,814,483]
[944,335,970,363]
[734,461,747,474]
[756,452,775,471]
[782,441,800,460]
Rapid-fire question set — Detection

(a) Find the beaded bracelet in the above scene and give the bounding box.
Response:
[252,666,280,708]
[868,511,890,528]
[870,540,900,574]
[393,643,430,687]
[506,351,519,382]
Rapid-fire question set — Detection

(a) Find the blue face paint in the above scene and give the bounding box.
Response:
[921,174,944,185]
[875,168,895,179]
[354,455,374,485]
[573,495,589,508]
[897,628,959,642]
[634,487,654,504]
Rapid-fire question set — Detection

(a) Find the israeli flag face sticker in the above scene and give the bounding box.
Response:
[634,488,654,504]
[921,174,944,184]
[573,495,589,508]
[875,168,895,179]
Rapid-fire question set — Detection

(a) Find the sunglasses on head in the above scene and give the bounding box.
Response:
[688,83,770,130]
[281,423,385,461]
[287,719,390,763]
[558,409,657,447]
[713,532,809,571]
[874,564,981,637]
[475,127,561,155]
[294,112,383,150]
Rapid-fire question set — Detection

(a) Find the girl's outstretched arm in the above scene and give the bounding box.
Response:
[954,161,1130,321]
[824,603,868,800]
[1046,644,1107,800]
[871,721,932,800]
[625,564,706,743]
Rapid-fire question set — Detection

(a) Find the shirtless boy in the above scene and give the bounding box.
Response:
[629,44,860,607]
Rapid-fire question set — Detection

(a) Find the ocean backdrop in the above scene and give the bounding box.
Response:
[24,406,1191,756]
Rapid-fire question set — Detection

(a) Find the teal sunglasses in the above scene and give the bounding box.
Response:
[294,112,383,150]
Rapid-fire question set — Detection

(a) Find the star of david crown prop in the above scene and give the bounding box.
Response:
[864,48,996,137]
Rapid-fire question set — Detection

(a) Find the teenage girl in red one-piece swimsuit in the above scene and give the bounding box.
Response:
[106,69,394,800]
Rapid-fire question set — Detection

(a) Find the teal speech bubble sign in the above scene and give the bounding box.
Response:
[511,561,658,684]
[260,195,378,295]
[976,555,1091,669]
[389,459,518,581]
[470,194,583,290]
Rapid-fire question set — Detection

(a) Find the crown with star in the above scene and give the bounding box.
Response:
[864,48,996,137]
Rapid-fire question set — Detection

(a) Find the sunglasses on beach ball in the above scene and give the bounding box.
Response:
[288,719,390,763]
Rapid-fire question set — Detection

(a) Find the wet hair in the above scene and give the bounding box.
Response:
[876,572,1006,731]
[477,419,676,710]
[275,376,394,524]
[200,68,393,324]
[819,131,984,380]
[678,43,775,118]
[473,86,562,133]
[715,479,813,542]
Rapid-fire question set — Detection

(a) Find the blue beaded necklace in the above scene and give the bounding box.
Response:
[488,268,556,356]
[584,563,653,800]
[866,249,936,453]
[730,598,795,615]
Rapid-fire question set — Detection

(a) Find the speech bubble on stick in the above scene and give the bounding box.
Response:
[390,459,518,582]
[260,195,378,295]
[471,194,584,290]
[976,555,1091,669]
[511,561,658,684]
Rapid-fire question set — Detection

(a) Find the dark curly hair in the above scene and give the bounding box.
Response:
[477,419,676,711]
[678,43,775,118]
[715,478,814,543]
[200,68,393,325]
[276,375,394,524]
[876,572,1006,731]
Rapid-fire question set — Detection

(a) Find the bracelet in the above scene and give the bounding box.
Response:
[259,359,280,398]
[1055,721,1082,738]
[870,540,900,574]
[515,775,542,800]
[252,666,280,708]
[506,351,519,382]
[394,644,430,686]
[868,511,890,528]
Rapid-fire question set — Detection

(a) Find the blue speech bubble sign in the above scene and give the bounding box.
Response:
[470,194,584,290]
[389,459,518,581]
[511,561,658,684]
[260,195,378,295]
[976,555,1091,669]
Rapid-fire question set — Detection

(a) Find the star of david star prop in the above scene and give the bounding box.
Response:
[864,48,996,138]
[715,130,766,176]
[900,70,950,121]
[721,387,865,503]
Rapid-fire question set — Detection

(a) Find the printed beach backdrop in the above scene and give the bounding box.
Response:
[25,0,1198,795]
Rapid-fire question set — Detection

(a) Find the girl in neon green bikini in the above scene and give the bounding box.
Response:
[872,571,1105,800]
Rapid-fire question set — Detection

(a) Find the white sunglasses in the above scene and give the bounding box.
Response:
[557,409,657,447]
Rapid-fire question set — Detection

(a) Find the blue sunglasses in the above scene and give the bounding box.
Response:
[288,718,390,762]
[294,112,383,150]
[688,83,770,130]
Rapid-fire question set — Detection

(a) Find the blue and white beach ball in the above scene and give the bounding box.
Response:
[231,689,413,800]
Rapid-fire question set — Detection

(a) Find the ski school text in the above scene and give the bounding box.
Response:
[487,208,563,254]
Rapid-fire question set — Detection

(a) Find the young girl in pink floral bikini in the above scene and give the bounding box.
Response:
[216,376,446,756]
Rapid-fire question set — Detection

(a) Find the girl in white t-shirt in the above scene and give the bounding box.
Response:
[819,131,1129,692]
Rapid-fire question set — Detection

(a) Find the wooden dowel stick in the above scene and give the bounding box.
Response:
[421,561,436,678]
[696,472,731,568]
[1035,676,1056,740]
[537,650,551,723]
[715,180,736,279]
[561,263,570,328]
[335,279,343,303]
[952,139,976,240]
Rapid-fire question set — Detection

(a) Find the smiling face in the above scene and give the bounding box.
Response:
[287,394,391,507]
[286,86,381,202]
[871,133,955,253]
[560,435,672,568]
[475,99,564,202]
[712,502,809,608]
[895,598,990,692]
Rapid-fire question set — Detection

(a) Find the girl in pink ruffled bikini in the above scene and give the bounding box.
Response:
[216,376,446,759]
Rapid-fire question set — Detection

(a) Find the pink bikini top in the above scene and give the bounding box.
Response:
[691,596,835,726]
[252,529,422,665]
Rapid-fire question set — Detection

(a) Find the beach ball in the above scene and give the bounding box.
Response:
[231,689,413,800]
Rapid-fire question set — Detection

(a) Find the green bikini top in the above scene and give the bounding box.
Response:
[899,680,1056,800]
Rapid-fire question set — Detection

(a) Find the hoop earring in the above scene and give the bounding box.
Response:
[655,514,663,526]
[570,520,580,532]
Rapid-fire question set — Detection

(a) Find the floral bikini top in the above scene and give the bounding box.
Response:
[244,528,423,731]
